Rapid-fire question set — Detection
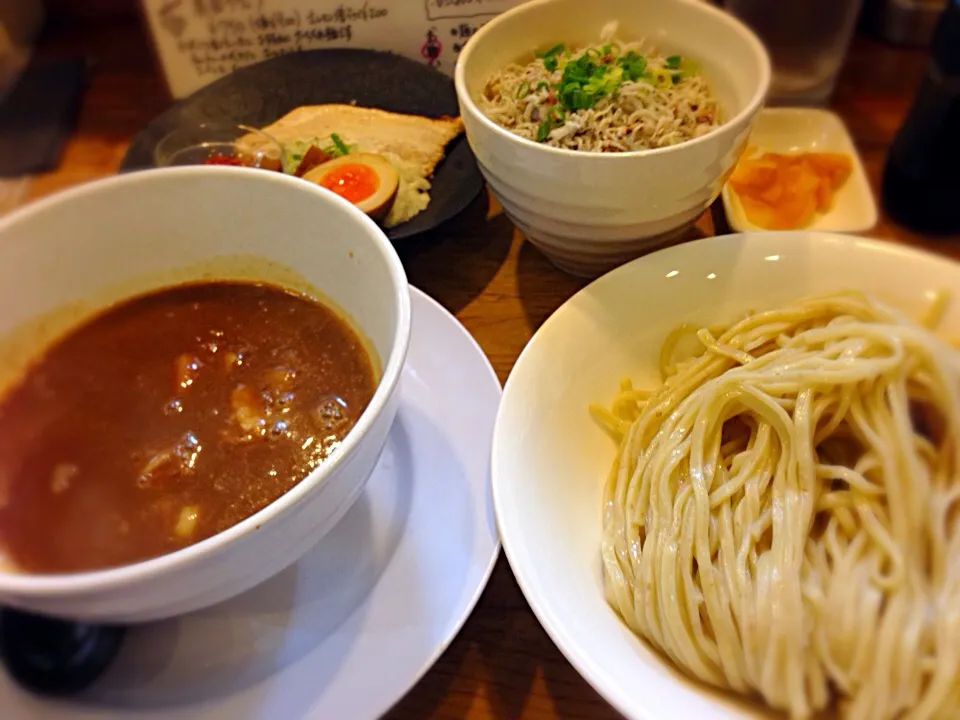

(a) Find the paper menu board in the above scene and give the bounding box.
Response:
[140,0,530,98]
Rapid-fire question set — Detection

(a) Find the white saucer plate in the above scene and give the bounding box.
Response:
[3,286,501,720]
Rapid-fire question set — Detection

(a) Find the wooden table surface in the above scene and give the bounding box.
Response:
[18,16,960,719]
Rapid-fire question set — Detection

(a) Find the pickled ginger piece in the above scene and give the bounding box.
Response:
[730,156,778,192]
[805,152,853,186]
[730,150,854,229]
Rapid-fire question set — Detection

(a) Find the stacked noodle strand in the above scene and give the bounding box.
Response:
[592,291,960,719]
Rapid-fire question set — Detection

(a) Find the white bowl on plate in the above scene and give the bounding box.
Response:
[454,0,771,277]
[721,108,878,233]
[491,231,960,719]
[0,167,411,623]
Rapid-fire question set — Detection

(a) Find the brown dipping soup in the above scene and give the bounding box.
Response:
[0,282,377,574]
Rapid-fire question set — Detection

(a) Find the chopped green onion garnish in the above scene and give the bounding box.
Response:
[517,81,530,98]
[538,43,565,59]
[665,55,682,70]
[330,133,350,156]
[651,70,671,86]
[536,80,549,92]
[553,48,625,112]
[539,43,566,72]
[618,51,646,82]
[536,106,566,142]
[677,56,700,78]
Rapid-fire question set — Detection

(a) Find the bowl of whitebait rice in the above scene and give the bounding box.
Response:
[455,0,770,276]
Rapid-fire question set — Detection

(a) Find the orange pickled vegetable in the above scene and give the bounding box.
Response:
[729,151,853,230]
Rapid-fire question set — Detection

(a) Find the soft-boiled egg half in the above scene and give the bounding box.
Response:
[303,153,399,223]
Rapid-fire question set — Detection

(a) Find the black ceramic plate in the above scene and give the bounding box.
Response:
[120,49,484,241]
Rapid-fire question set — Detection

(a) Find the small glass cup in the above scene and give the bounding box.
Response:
[154,123,286,172]
[725,0,865,105]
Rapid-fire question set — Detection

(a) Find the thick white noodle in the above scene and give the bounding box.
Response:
[592,291,960,719]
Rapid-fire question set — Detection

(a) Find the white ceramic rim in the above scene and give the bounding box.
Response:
[378,286,503,719]
[491,232,960,720]
[0,166,413,596]
[454,0,772,161]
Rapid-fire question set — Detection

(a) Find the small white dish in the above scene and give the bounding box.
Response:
[492,231,960,719]
[721,108,878,234]
[2,287,502,720]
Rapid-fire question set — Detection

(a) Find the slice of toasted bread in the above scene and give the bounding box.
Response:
[257,104,463,178]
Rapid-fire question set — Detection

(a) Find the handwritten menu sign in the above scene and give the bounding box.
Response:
[141,0,529,97]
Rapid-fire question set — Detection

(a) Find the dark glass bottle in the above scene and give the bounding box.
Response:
[881,0,960,235]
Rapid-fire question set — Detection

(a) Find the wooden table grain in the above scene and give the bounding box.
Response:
[20,17,960,719]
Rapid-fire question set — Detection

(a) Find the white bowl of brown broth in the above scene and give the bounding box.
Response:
[454,0,771,277]
[0,166,411,623]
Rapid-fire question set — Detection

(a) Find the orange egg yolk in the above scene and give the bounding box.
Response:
[318,163,380,204]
